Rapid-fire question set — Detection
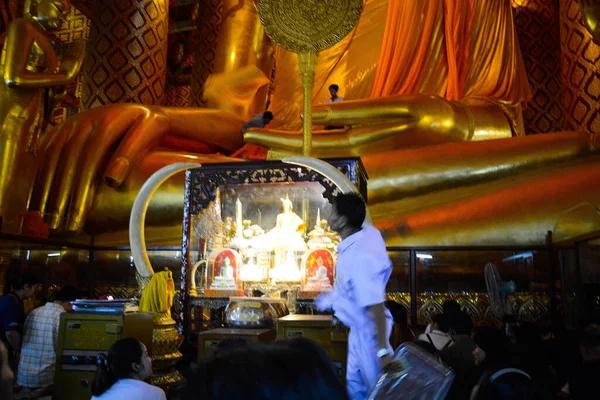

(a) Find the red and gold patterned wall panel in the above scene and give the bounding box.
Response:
[53,5,91,43]
[0,0,24,50]
[81,0,169,109]
[71,0,93,18]
[164,84,190,107]
[560,0,600,134]
[512,0,565,134]
[189,0,223,107]
[48,6,91,125]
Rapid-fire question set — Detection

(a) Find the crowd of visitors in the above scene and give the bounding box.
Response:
[1,278,599,400]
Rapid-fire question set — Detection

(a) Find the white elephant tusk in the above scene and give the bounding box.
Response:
[281,156,372,224]
[129,162,202,278]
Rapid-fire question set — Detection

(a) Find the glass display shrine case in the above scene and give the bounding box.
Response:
[181,158,368,305]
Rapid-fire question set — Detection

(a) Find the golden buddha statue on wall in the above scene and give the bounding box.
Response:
[0,0,84,233]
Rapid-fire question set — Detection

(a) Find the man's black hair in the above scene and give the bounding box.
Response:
[329,84,339,91]
[385,300,408,325]
[332,193,366,230]
[263,111,274,120]
[3,272,39,295]
[54,285,82,302]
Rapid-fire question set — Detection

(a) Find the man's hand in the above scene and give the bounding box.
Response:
[5,331,20,355]
[381,354,406,378]
[379,353,394,371]
[0,341,14,391]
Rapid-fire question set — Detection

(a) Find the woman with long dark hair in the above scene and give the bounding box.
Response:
[91,338,165,400]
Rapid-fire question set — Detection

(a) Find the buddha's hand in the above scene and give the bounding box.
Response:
[30,103,245,232]
[59,38,86,79]
[243,94,510,157]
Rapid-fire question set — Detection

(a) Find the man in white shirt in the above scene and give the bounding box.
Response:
[325,84,344,130]
[326,84,344,103]
[316,193,394,400]
[16,286,81,398]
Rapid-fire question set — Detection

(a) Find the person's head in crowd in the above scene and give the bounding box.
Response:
[0,342,13,400]
[443,300,461,316]
[473,326,507,367]
[91,338,153,396]
[385,300,408,326]
[579,323,600,362]
[52,285,82,313]
[329,84,339,98]
[3,272,39,298]
[283,337,341,380]
[262,111,274,127]
[413,340,438,356]
[330,193,366,235]
[470,368,550,400]
[185,338,348,400]
[431,313,450,333]
[442,300,473,335]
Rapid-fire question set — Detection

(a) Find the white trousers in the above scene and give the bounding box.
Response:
[346,318,393,400]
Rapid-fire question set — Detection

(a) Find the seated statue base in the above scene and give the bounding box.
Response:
[148,313,185,394]
[149,369,186,394]
[204,289,244,298]
[298,289,332,299]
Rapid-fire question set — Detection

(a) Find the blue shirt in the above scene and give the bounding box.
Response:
[0,293,24,350]
[241,114,267,133]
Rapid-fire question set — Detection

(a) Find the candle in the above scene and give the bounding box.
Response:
[258,209,262,226]
[236,198,243,237]
[316,208,321,226]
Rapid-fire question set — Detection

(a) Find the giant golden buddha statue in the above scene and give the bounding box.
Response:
[2,0,600,246]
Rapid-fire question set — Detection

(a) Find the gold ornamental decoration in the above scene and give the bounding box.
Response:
[258,0,363,156]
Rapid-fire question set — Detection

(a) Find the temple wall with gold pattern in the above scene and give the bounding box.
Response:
[386,292,551,326]
[81,0,169,109]
[0,0,24,50]
[512,0,565,134]
[560,0,600,134]
[189,0,223,107]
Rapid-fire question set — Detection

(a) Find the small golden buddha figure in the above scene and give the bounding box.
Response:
[265,195,306,281]
[272,195,306,239]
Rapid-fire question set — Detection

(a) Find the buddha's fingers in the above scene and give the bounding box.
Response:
[161,107,246,153]
[103,107,170,188]
[45,120,94,230]
[244,128,350,157]
[311,94,432,125]
[244,121,419,158]
[30,123,72,214]
[66,108,170,232]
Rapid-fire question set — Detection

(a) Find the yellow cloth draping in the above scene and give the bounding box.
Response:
[464,0,531,103]
[268,0,532,131]
[139,270,175,316]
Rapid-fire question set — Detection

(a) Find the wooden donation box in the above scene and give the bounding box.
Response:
[197,328,276,360]
[276,315,348,381]
[54,312,153,400]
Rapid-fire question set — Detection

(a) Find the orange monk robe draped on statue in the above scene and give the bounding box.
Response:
[264,0,531,131]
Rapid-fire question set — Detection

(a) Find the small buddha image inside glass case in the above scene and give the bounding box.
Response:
[182,159,368,299]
